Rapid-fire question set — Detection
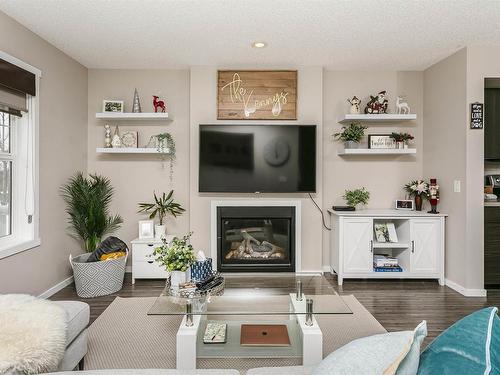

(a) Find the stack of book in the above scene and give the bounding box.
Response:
[373,254,403,272]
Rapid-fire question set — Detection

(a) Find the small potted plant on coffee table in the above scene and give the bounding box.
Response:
[343,187,370,210]
[152,232,196,288]
[334,123,367,149]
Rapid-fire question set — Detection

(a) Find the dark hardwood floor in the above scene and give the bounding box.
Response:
[51,273,500,345]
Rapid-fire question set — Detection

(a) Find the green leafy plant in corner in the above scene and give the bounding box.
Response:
[343,187,370,207]
[138,190,185,225]
[60,172,123,252]
[152,232,196,272]
[333,123,367,143]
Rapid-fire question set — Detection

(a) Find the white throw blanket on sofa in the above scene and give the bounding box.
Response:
[0,294,67,374]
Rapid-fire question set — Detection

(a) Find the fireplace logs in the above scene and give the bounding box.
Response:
[225,229,285,260]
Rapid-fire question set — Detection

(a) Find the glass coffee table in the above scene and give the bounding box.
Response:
[148,282,352,370]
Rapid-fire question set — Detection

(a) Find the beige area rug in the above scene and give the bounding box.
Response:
[85,296,385,373]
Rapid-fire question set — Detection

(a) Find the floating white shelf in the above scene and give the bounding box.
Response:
[338,114,417,123]
[338,148,416,156]
[96,148,170,154]
[95,112,171,121]
[373,242,410,249]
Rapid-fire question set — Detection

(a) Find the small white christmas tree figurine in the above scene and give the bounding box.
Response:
[132,88,142,113]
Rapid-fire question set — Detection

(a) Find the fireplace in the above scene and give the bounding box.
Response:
[216,206,296,272]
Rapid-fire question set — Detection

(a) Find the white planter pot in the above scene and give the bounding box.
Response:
[344,141,359,149]
[155,224,166,239]
[170,269,190,288]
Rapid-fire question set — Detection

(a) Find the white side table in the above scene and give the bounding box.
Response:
[131,236,174,284]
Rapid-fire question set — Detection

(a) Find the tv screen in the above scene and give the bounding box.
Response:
[199,125,316,193]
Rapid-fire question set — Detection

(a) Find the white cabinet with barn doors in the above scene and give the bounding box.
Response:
[329,210,446,285]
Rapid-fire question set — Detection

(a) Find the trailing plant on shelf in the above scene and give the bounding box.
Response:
[343,187,370,208]
[60,172,123,252]
[138,190,185,238]
[333,123,367,149]
[404,179,429,211]
[146,132,176,180]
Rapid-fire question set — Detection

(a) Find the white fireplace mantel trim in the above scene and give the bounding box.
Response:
[210,199,302,273]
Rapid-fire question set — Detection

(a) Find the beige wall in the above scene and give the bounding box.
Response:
[423,49,468,288]
[322,71,424,265]
[87,70,190,257]
[0,11,88,295]
[189,67,324,272]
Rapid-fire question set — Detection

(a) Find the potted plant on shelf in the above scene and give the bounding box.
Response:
[343,187,370,210]
[146,132,176,180]
[390,132,414,149]
[404,180,429,211]
[138,190,185,239]
[152,232,196,287]
[334,123,367,149]
[61,172,125,298]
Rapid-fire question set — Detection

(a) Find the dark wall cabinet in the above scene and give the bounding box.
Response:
[485,79,500,160]
[485,207,500,287]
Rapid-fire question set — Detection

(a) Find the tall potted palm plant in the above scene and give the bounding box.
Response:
[61,172,125,298]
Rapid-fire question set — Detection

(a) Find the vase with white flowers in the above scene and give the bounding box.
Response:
[404,180,429,211]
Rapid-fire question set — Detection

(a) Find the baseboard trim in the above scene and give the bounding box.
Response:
[322,266,331,273]
[445,278,487,297]
[38,275,74,299]
[125,265,132,273]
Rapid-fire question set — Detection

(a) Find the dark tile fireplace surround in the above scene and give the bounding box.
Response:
[216,206,296,273]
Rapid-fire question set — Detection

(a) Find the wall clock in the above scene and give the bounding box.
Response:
[264,137,290,167]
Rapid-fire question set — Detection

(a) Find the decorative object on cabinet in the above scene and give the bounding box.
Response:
[396,96,411,114]
[103,100,124,113]
[347,96,361,114]
[153,95,166,113]
[364,91,389,114]
[404,180,429,211]
[374,222,398,243]
[368,134,395,149]
[138,190,185,239]
[217,70,297,120]
[470,102,483,129]
[329,210,446,285]
[396,199,414,210]
[138,220,155,239]
[60,172,123,252]
[343,187,370,209]
[428,178,440,214]
[334,123,367,149]
[111,125,122,148]
[152,233,196,288]
[390,132,414,149]
[104,124,112,148]
[132,88,142,113]
[120,131,138,148]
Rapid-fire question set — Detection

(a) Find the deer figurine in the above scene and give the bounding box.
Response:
[153,95,166,113]
[396,96,410,114]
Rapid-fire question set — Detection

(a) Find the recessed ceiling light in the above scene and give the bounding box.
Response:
[252,41,267,48]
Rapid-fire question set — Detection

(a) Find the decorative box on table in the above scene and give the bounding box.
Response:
[191,258,213,282]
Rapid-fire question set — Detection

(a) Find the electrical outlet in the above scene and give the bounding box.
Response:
[453,180,461,193]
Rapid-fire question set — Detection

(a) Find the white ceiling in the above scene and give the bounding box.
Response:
[1,0,500,70]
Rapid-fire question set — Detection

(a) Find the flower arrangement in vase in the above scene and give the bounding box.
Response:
[334,123,367,149]
[152,232,196,288]
[390,132,414,149]
[404,180,429,211]
[343,187,370,210]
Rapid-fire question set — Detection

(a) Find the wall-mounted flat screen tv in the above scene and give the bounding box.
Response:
[199,125,316,193]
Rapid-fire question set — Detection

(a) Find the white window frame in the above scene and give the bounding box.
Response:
[0,51,40,259]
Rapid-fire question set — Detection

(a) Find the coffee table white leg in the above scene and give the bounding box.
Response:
[296,314,323,366]
[176,314,201,369]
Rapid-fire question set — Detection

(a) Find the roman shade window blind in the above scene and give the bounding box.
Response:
[0,58,36,116]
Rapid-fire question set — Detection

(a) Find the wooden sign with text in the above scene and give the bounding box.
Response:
[217,70,297,120]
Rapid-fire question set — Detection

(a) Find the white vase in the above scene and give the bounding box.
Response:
[170,269,190,288]
[155,224,166,239]
[344,141,359,149]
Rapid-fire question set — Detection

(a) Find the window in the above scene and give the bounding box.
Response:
[0,52,40,259]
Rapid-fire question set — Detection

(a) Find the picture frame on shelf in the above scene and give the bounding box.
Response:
[139,220,155,239]
[395,199,414,210]
[374,222,398,243]
[368,134,396,149]
[103,100,124,113]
